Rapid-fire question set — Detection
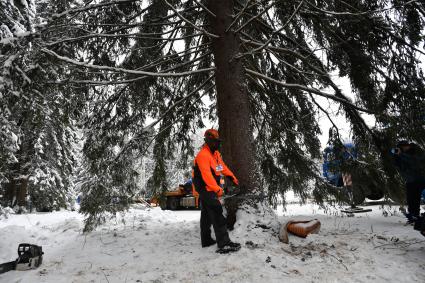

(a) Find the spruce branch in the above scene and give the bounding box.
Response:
[41,48,215,77]
[234,2,274,34]
[236,0,304,58]
[164,0,219,38]
[51,0,141,20]
[227,0,254,32]
[245,68,374,114]
[193,0,216,18]
[46,32,204,46]
[115,82,214,162]
[308,93,341,139]
[304,0,420,16]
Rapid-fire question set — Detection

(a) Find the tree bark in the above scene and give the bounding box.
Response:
[207,0,260,228]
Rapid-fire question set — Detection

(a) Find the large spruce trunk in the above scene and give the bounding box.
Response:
[207,0,260,228]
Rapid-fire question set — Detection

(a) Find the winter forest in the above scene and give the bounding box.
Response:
[1,0,425,282]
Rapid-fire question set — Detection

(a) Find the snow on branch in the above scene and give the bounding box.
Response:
[45,32,204,46]
[114,80,214,162]
[303,0,420,16]
[144,74,215,131]
[234,2,274,33]
[227,0,255,32]
[41,48,215,77]
[245,68,374,114]
[164,0,219,38]
[308,93,341,138]
[193,0,216,18]
[139,85,213,152]
[236,1,304,58]
[51,0,141,20]
[137,44,210,71]
[240,38,309,61]
[46,76,149,86]
[47,45,212,85]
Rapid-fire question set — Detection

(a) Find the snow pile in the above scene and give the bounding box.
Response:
[0,203,424,282]
[231,203,280,248]
[0,205,14,220]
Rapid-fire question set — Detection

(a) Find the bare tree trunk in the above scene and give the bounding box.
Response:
[4,177,27,208]
[5,181,15,206]
[17,178,28,207]
[207,0,260,228]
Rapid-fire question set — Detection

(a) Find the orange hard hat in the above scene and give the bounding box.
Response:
[204,129,221,141]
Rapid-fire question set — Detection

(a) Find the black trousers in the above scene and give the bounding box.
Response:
[200,197,230,248]
[406,181,425,217]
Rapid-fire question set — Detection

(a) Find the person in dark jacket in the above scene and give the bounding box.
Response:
[181,172,193,194]
[392,140,425,223]
[192,129,241,253]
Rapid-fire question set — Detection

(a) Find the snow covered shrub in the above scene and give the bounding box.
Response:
[0,204,15,220]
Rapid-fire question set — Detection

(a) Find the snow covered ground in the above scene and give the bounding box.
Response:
[0,202,424,283]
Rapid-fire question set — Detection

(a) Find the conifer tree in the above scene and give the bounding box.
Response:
[2,1,424,228]
[0,0,82,211]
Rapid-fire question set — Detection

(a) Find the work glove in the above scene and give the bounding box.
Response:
[216,188,224,197]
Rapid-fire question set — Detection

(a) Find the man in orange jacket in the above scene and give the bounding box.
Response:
[192,129,241,253]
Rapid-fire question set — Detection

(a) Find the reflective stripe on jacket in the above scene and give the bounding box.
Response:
[192,144,237,197]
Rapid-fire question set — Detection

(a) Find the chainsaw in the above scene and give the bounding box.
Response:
[222,183,267,201]
[0,244,43,274]
[222,192,268,201]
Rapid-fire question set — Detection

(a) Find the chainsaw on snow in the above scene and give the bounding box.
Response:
[0,244,43,274]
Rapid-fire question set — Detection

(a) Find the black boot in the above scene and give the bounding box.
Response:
[202,239,217,248]
[227,241,241,248]
[216,241,241,254]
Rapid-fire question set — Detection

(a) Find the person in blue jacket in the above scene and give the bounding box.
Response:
[179,172,193,194]
[392,140,425,223]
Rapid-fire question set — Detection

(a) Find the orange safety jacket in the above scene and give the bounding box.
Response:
[192,144,238,198]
